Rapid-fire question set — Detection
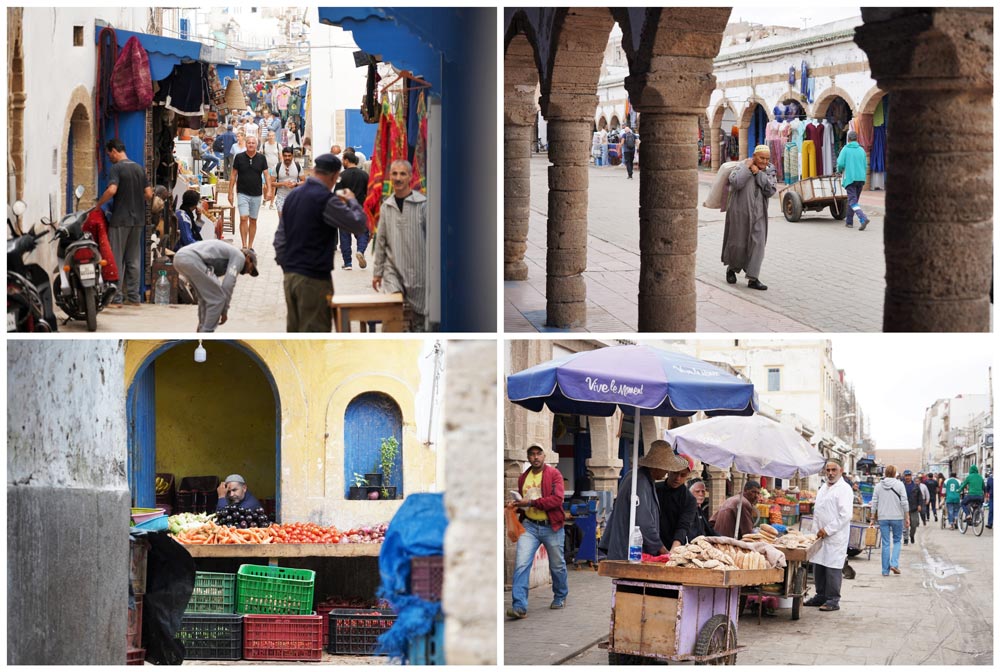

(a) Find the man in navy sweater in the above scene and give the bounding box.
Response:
[273,153,367,331]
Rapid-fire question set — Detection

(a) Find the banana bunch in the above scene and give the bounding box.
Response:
[155,476,171,495]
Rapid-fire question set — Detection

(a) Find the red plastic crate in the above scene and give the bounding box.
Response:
[316,605,334,648]
[411,556,444,601]
[126,648,145,665]
[243,613,323,661]
[127,595,143,649]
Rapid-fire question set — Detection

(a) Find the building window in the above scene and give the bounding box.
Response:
[767,367,781,392]
[73,26,84,46]
[344,392,403,500]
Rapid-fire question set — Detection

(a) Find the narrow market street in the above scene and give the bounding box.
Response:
[505,157,888,333]
[504,521,993,666]
[54,206,375,333]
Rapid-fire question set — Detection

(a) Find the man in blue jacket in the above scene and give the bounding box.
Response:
[216,474,263,511]
[273,153,367,331]
[836,130,871,230]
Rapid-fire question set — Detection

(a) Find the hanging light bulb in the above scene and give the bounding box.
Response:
[194,339,207,363]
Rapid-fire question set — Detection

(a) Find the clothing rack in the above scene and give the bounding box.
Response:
[380,69,431,95]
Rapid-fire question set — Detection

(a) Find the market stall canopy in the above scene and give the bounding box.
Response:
[507,345,758,417]
[96,26,261,81]
[318,7,470,96]
[664,415,826,479]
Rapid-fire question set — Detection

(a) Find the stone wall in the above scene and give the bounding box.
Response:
[442,341,497,665]
[7,340,130,664]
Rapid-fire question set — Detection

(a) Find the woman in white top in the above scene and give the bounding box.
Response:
[262,131,282,208]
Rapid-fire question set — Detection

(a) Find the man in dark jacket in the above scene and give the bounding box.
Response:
[902,470,922,544]
[506,444,567,619]
[656,453,699,548]
[922,473,939,522]
[215,474,263,511]
[273,153,367,331]
[334,149,371,270]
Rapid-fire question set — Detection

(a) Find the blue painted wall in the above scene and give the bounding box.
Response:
[127,361,157,507]
[344,109,378,157]
[343,392,403,497]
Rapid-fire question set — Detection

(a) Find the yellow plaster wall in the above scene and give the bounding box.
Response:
[153,342,276,501]
[125,340,431,528]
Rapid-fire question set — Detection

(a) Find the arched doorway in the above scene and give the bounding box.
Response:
[813,93,855,175]
[126,341,281,516]
[744,102,769,157]
[343,392,403,499]
[609,114,620,130]
[64,101,95,213]
[597,116,608,130]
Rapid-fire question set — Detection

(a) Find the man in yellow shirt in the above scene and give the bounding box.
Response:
[506,444,567,619]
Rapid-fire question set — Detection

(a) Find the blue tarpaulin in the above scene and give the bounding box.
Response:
[97,27,202,81]
[375,493,448,662]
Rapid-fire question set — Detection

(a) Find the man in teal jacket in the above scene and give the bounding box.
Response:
[958,464,985,523]
[835,130,870,230]
[943,472,962,528]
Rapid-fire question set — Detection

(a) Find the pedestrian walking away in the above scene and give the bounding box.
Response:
[923,472,939,522]
[172,240,258,332]
[721,144,777,290]
[836,130,870,229]
[229,135,273,250]
[372,160,428,331]
[274,153,367,332]
[917,472,930,525]
[870,464,908,576]
[506,444,568,619]
[93,139,153,306]
[599,440,684,561]
[957,464,985,523]
[902,470,922,543]
[217,124,238,179]
[335,149,371,270]
[943,472,962,529]
[804,460,853,611]
[619,126,638,178]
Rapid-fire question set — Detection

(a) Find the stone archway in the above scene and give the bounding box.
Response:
[812,86,856,119]
[7,8,25,201]
[60,87,96,213]
[609,114,620,129]
[738,97,769,159]
[858,85,886,115]
[597,116,608,130]
[708,99,737,171]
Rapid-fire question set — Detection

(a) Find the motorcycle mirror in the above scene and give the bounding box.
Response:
[12,200,26,217]
[74,185,86,200]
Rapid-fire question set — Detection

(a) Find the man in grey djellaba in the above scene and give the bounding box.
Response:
[721,144,777,290]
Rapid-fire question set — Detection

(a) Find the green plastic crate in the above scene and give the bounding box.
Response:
[237,564,315,615]
[186,571,237,614]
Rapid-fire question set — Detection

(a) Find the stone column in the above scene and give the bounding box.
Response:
[707,465,729,514]
[8,341,129,664]
[504,41,539,282]
[443,341,497,665]
[738,126,749,160]
[856,8,993,331]
[710,124,722,172]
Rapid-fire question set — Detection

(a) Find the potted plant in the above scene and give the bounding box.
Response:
[379,436,399,500]
[349,473,368,500]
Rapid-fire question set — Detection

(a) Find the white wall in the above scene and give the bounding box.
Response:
[307,8,368,153]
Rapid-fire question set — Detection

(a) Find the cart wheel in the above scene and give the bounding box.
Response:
[830,200,848,219]
[791,567,806,621]
[693,614,737,665]
[782,191,803,222]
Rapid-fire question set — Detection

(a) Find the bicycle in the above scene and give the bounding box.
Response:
[958,500,986,536]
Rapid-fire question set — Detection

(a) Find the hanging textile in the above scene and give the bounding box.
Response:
[821,120,834,175]
[363,96,392,233]
[155,62,211,116]
[783,141,799,185]
[388,93,409,192]
[410,91,428,194]
[110,36,153,112]
[871,126,887,173]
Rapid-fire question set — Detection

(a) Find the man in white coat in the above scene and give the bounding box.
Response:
[804,460,853,611]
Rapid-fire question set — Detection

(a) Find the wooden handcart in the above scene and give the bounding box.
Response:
[741,540,820,622]
[800,514,880,560]
[779,175,848,222]
[598,560,784,665]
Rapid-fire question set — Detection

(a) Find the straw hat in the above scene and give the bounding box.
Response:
[224,79,247,111]
[638,440,690,472]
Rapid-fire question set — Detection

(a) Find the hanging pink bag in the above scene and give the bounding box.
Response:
[110,36,153,111]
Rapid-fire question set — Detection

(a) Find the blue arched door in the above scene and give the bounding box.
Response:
[344,392,403,498]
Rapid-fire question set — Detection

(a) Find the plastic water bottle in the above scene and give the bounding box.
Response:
[154,270,170,305]
[628,526,643,563]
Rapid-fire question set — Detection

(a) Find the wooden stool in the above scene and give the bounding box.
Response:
[329,293,405,332]
[213,181,236,235]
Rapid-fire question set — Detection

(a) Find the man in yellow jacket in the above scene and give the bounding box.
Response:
[836,130,871,231]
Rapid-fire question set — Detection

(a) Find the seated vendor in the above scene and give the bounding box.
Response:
[655,453,699,549]
[710,480,761,539]
[216,474,263,511]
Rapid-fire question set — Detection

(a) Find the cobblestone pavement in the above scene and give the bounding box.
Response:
[526,520,992,665]
[505,156,889,332]
[56,205,376,333]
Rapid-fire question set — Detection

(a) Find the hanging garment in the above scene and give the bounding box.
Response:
[873,99,885,127]
[801,140,817,179]
[110,36,153,112]
[773,104,786,122]
[853,114,874,152]
[871,125,887,173]
[805,122,825,175]
[821,120,835,175]
[791,118,806,147]
[410,91,428,194]
[765,120,780,142]
[800,61,809,93]
[768,138,785,182]
[363,97,392,233]
[156,62,211,116]
[806,77,815,103]
[783,141,799,185]
[778,120,791,142]
[788,66,796,87]
[274,85,291,111]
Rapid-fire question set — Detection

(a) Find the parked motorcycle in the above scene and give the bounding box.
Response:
[7,200,57,332]
[51,185,115,332]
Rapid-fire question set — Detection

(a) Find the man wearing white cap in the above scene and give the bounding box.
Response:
[216,474,263,511]
[721,144,777,290]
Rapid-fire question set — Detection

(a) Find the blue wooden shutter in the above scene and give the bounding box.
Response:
[344,393,403,497]
[128,361,157,507]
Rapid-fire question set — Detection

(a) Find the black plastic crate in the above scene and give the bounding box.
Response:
[327,609,396,655]
[177,613,243,660]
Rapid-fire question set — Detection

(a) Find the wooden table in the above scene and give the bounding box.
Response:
[329,293,405,332]
[183,542,381,566]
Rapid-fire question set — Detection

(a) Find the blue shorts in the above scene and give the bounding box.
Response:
[237,193,262,219]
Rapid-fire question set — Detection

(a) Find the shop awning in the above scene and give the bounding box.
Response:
[216,64,237,84]
[235,59,261,71]
[96,26,258,81]
[318,7,468,95]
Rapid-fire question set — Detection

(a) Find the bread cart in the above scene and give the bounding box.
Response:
[741,538,821,622]
[598,561,784,665]
[779,175,848,222]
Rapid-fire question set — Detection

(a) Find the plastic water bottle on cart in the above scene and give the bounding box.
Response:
[154,270,170,305]
[628,526,643,563]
